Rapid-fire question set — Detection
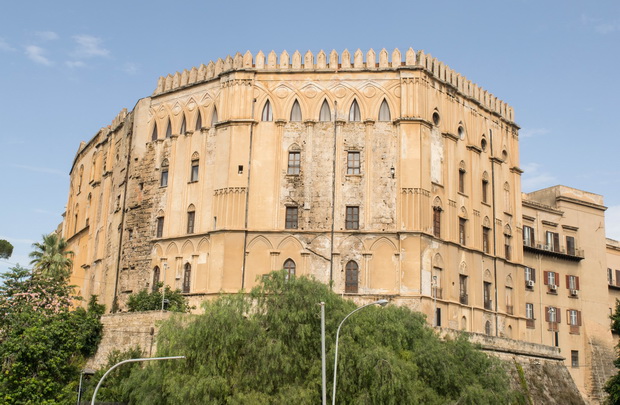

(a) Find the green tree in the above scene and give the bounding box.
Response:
[126,283,192,313]
[0,239,13,259]
[115,271,521,404]
[29,233,73,281]
[605,300,620,404]
[0,265,104,404]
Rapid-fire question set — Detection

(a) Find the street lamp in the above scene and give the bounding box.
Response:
[90,356,185,405]
[331,299,388,405]
[77,368,95,405]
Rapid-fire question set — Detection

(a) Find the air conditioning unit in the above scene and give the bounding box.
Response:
[526,280,535,288]
[549,284,557,292]
[570,289,578,296]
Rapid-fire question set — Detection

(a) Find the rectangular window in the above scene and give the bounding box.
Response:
[187,211,195,234]
[160,169,169,187]
[545,306,560,324]
[482,227,490,253]
[433,208,441,238]
[347,151,360,175]
[190,161,199,182]
[345,206,359,230]
[523,225,534,247]
[545,271,558,288]
[156,217,164,238]
[571,351,579,368]
[285,206,298,229]
[526,303,535,328]
[568,309,581,334]
[546,231,560,252]
[504,235,512,260]
[483,282,492,310]
[505,287,513,314]
[459,275,468,304]
[482,179,488,203]
[566,236,576,256]
[609,268,614,285]
[287,151,301,175]
[525,267,536,283]
[567,275,579,291]
[459,218,467,245]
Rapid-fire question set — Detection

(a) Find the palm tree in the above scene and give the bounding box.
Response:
[29,233,73,281]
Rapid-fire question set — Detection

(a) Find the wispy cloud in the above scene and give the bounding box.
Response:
[65,60,86,69]
[520,128,550,138]
[0,37,15,52]
[122,62,139,74]
[71,35,110,58]
[35,31,59,41]
[606,205,620,241]
[10,164,65,176]
[521,162,556,192]
[25,45,53,66]
[581,14,620,35]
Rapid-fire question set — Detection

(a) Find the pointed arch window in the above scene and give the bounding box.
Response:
[180,114,187,135]
[190,152,199,182]
[160,159,169,187]
[183,263,191,293]
[283,259,296,280]
[211,107,218,126]
[152,266,160,292]
[195,110,202,131]
[348,99,361,122]
[345,261,359,293]
[290,100,302,122]
[165,119,172,138]
[319,100,331,122]
[378,99,391,121]
[151,122,158,141]
[187,204,196,234]
[261,100,273,121]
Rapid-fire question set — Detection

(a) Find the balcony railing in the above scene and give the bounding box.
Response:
[459,293,468,305]
[523,241,584,261]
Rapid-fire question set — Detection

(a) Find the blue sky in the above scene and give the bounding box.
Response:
[1,0,619,274]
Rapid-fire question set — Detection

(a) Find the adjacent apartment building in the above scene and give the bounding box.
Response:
[60,48,617,400]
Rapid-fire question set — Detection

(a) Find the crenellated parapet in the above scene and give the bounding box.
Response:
[153,48,514,122]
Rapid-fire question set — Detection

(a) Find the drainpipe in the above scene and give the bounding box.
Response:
[241,98,256,290]
[329,101,338,287]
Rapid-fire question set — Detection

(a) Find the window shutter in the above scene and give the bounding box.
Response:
[532,268,536,282]
[545,306,550,322]
[543,271,549,285]
[556,308,561,324]
[616,270,620,287]
[577,311,582,326]
[566,275,570,289]
[566,310,570,325]
[576,276,580,290]
[555,272,560,287]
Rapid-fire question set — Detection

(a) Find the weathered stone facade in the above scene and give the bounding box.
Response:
[62,48,617,402]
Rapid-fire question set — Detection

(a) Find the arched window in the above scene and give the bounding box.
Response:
[378,99,391,121]
[180,114,187,135]
[156,214,164,238]
[77,165,84,194]
[319,100,331,122]
[485,320,492,336]
[290,100,302,122]
[183,263,191,293]
[152,266,160,292]
[151,122,158,141]
[190,152,199,182]
[348,99,360,122]
[187,204,196,234]
[481,172,489,203]
[458,161,466,194]
[261,100,273,121]
[345,261,359,293]
[165,119,172,138]
[160,159,169,187]
[195,110,202,131]
[283,259,296,280]
[211,107,218,126]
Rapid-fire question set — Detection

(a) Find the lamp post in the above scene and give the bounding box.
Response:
[90,356,185,405]
[77,368,95,405]
[331,299,388,405]
[161,262,167,311]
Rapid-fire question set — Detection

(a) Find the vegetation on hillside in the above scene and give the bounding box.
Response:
[93,271,523,404]
[127,283,192,313]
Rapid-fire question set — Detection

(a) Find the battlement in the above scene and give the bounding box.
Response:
[153,48,514,122]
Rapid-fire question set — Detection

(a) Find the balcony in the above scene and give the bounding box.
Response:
[523,241,584,261]
[484,299,493,310]
[459,293,468,305]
